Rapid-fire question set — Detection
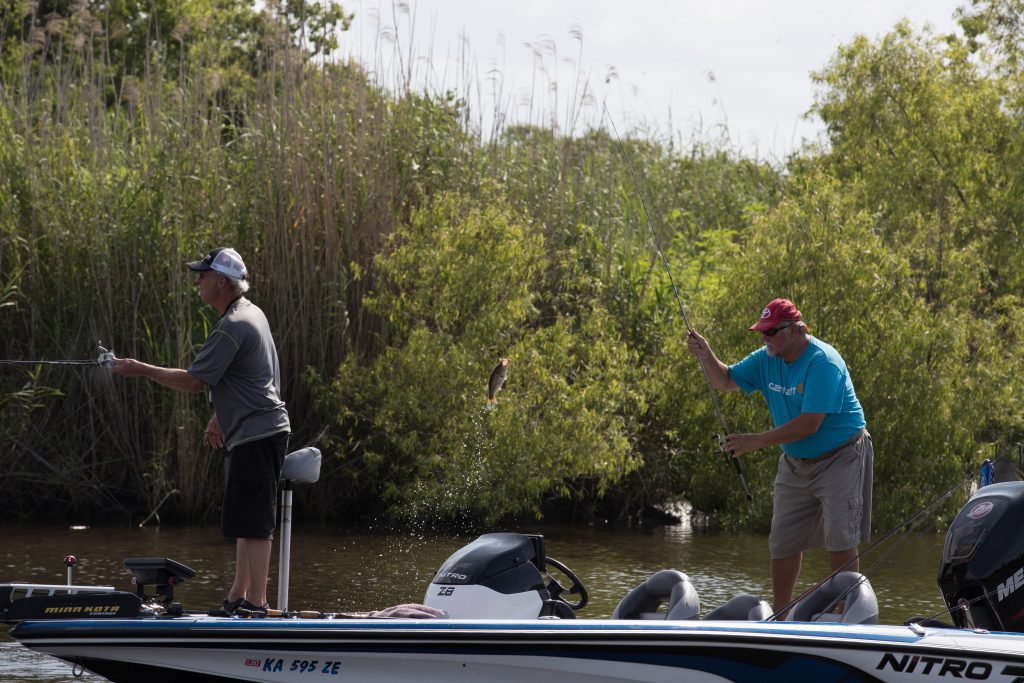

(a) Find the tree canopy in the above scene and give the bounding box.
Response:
[2,0,1023,531]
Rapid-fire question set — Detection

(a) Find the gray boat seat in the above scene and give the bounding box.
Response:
[788,571,878,625]
[282,447,322,484]
[612,570,700,621]
[703,593,772,621]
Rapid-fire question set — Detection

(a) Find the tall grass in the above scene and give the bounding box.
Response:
[0,5,779,523]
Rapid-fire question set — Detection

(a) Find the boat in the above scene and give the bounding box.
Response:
[5,449,1024,682]
[9,611,1024,682]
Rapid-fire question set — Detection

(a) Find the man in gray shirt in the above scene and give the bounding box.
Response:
[113,247,290,615]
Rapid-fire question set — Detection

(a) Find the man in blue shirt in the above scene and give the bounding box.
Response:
[687,298,873,614]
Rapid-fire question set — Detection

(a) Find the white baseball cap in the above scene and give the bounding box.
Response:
[186,247,247,280]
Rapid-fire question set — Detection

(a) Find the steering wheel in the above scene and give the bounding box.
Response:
[544,557,589,611]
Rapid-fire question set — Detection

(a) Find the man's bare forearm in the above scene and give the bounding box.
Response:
[111,358,204,393]
[686,330,739,392]
[699,356,735,391]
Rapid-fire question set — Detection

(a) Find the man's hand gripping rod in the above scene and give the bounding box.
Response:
[603,103,752,501]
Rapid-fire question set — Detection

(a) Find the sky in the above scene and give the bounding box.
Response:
[342,0,966,160]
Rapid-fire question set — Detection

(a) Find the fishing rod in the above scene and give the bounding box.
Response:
[766,442,1024,622]
[0,343,115,368]
[602,102,752,502]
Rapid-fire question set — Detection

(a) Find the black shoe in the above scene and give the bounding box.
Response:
[236,599,269,617]
[208,597,244,617]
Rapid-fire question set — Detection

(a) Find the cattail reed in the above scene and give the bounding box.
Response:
[0,4,777,524]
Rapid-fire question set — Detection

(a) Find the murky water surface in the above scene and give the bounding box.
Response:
[0,522,948,681]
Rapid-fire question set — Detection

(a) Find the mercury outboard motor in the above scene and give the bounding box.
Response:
[938,481,1024,631]
[423,533,587,619]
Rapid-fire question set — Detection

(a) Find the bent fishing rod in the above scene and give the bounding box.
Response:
[602,102,752,501]
[767,442,1024,622]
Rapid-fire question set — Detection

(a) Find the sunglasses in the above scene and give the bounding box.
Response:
[762,322,797,337]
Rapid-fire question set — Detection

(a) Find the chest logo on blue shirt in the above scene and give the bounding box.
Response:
[768,382,798,396]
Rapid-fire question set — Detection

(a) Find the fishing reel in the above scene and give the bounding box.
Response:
[96,342,114,368]
[713,432,753,502]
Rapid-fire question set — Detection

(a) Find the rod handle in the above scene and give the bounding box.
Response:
[714,433,754,502]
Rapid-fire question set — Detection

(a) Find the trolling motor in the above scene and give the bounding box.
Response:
[0,557,196,623]
[124,558,196,615]
[1,557,138,624]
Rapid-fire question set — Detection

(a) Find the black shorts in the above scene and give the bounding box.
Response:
[222,432,289,540]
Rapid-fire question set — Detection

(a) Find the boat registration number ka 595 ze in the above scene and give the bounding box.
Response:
[245,657,342,676]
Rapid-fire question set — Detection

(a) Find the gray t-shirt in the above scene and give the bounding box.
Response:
[188,298,290,450]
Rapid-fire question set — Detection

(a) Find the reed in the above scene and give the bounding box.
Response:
[0,3,781,524]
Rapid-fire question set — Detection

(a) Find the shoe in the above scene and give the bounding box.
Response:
[236,599,269,617]
[208,597,244,617]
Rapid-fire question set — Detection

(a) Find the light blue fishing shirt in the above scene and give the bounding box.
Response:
[728,336,865,458]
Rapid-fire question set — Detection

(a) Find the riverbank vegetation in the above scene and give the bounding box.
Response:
[2,0,1023,531]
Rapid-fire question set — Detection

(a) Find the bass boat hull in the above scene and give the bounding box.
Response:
[11,616,1024,683]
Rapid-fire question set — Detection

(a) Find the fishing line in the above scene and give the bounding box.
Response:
[601,101,752,501]
[767,443,1023,622]
[911,582,1003,629]
[798,503,943,624]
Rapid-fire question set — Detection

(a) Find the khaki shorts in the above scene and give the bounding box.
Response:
[768,430,873,559]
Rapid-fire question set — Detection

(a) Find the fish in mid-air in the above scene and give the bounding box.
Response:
[487,358,510,404]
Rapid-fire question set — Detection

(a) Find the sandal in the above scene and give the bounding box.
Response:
[236,599,269,617]
[208,597,244,617]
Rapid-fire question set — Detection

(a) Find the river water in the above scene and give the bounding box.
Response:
[0,522,950,682]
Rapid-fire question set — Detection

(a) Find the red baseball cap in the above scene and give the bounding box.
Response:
[749,298,801,332]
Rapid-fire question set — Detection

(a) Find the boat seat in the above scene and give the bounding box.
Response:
[788,571,879,625]
[703,593,772,621]
[282,447,322,484]
[612,570,700,621]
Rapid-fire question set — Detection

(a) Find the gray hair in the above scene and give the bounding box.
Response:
[225,275,250,295]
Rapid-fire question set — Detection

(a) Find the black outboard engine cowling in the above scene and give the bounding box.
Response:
[938,481,1024,631]
[423,533,580,619]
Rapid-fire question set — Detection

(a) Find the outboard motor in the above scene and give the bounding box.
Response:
[424,533,587,619]
[938,481,1024,631]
